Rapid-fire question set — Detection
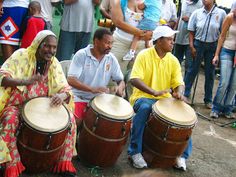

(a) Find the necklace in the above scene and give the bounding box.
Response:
[36,60,47,75]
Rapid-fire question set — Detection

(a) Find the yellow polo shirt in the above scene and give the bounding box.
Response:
[129,47,184,106]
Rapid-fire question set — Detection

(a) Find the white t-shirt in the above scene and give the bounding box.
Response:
[3,0,29,8]
[60,0,95,32]
[161,0,177,22]
[35,0,61,24]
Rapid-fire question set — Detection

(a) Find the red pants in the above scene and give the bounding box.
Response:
[74,102,88,120]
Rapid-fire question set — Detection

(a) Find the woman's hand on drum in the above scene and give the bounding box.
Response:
[23,74,44,85]
[92,87,110,94]
[50,93,67,107]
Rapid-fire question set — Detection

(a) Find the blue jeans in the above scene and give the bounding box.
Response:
[128,98,192,159]
[56,30,91,61]
[137,18,157,31]
[212,48,236,114]
[173,44,193,80]
[184,40,217,103]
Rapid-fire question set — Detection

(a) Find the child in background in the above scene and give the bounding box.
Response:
[20,1,47,48]
[123,0,161,61]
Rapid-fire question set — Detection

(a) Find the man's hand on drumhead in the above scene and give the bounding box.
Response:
[172,91,185,101]
[50,93,64,107]
[115,86,126,98]
[115,81,126,97]
[92,87,109,94]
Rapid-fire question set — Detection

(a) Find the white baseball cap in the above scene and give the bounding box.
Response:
[152,25,179,41]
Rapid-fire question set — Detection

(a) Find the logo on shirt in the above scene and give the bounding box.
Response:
[0,17,19,39]
[105,63,110,71]
[215,15,219,23]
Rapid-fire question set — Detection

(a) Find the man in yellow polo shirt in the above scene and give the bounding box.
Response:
[128,25,191,171]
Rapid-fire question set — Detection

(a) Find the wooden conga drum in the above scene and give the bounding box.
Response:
[143,97,197,168]
[79,93,134,167]
[17,97,70,173]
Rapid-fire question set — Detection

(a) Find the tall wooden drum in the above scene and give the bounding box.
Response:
[143,97,197,168]
[79,93,134,167]
[17,97,70,173]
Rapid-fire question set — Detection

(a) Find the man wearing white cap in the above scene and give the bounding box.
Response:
[128,25,192,171]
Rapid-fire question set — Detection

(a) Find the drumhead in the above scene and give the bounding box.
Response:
[91,93,134,120]
[153,97,197,126]
[23,97,69,132]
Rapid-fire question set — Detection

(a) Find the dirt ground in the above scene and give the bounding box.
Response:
[20,69,236,177]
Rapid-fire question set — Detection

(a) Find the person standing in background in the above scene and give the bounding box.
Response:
[184,0,226,109]
[56,0,101,61]
[35,0,62,30]
[122,0,162,61]
[160,0,178,29]
[174,0,202,77]
[100,0,112,19]
[210,0,236,119]
[110,0,152,74]
[0,0,29,61]
[20,1,47,48]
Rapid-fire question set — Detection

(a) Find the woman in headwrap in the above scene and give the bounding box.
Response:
[210,0,236,119]
[0,30,77,177]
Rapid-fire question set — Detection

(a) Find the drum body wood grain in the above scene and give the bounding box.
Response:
[79,94,134,167]
[143,98,197,168]
[17,97,70,173]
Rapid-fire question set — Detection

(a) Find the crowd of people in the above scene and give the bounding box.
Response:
[0,0,235,177]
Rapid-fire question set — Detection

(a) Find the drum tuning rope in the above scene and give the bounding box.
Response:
[121,122,127,137]
[92,116,100,132]
[45,133,52,150]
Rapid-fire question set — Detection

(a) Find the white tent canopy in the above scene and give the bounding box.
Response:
[216,0,234,9]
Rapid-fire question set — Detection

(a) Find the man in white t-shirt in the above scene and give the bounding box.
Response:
[56,0,101,61]
[160,0,177,29]
[67,28,125,128]
[35,0,62,30]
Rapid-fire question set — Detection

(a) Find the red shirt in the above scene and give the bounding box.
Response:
[20,16,46,48]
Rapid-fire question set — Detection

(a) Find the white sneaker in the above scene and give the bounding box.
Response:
[224,112,235,119]
[123,50,135,61]
[210,111,219,119]
[175,157,187,171]
[131,153,148,169]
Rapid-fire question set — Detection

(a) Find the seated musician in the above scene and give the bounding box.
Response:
[128,25,192,171]
[0,30,77,177]
[67,28,125,128]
